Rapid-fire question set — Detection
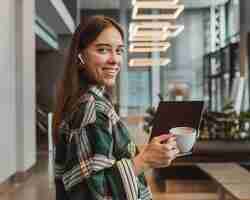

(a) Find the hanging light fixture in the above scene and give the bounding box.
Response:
[129,22,184,39]
[128,0,184,68]
[129,42,171,52]
[129,22,170,35]
[132,2,184,20]
[129,31,170,42]
[168,24,184,37]
[129,34,169,42]
[129,58,171,67]
[132,0,179,6]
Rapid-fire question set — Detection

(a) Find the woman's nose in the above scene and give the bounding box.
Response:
[107,52,120,64]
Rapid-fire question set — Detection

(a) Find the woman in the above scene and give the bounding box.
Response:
[53,15,179,200]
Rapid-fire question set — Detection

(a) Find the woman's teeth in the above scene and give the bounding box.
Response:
[103,68,117,75]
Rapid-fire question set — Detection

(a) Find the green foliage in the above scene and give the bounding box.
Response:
[222,99,235,114]
[239,110,250,121]
[143,106,157,135]
[143,93,164,135]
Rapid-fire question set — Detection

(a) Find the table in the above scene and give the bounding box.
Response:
[197,163,250,200]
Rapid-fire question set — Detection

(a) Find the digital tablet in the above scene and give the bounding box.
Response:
[149,101,205,156]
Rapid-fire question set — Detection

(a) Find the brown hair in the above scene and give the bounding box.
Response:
[53,16,124,144]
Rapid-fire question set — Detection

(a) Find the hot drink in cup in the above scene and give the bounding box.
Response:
[169,127,197,153]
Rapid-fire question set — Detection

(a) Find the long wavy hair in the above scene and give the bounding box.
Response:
[53,16,124,144]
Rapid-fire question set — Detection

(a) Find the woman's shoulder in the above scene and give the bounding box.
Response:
[69,90,109,127]
[69,92,97,128]
[68,88,120,129]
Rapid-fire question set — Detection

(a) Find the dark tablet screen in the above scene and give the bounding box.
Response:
[149,101,205,140]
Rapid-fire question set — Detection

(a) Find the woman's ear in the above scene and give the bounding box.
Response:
[78,54,85,65]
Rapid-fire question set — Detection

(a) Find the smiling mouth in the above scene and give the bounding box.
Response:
[103,68,119,77]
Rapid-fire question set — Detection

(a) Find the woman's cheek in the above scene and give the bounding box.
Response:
[92,54,107,66]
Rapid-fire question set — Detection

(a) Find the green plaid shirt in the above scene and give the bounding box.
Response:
[54,86,152,200]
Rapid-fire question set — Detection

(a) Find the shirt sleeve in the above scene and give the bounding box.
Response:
[60,98,152,200]
[84,113,140,200]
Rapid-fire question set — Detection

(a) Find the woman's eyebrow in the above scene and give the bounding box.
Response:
[95,43,125,48]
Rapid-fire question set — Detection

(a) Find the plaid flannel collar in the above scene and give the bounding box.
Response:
[88,85,105,98]
[88,85,113,107]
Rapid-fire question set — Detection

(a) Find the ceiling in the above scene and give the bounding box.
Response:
[36,0,75,34]
[79,0,120,9]
[79,0,230,10]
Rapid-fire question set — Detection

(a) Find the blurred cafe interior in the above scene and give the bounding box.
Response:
[1,0,250,199]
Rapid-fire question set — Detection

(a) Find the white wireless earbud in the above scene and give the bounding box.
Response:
[78,54,85,65]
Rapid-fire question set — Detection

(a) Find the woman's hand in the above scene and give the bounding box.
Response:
[133,134,179,175]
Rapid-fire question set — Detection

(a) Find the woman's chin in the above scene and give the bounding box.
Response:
[103,79,116,87]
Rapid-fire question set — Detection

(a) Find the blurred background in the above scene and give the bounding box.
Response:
[1,0,250,199]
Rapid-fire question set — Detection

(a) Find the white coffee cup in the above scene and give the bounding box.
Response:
[169,127,197,153]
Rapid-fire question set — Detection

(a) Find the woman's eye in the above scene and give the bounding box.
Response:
[116,48,124,55]
[97,48,109,53]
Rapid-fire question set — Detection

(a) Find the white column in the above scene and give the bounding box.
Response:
[210,6,216,52]
[151,11,161,107]
[15,0,36,172]
[219,5,226,48]
[0,0,17,183]
[227,0,239,42]
[119,2,128,117]
[210,5,220,110]
[151,52,161,107]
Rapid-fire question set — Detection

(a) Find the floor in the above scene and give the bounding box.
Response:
[0,153,55,200]
[0,117,148,200]
[0,152,221,200]
[0,118,219,200]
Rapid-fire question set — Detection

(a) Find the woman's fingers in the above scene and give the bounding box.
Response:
[162,140,178,151]
[151,147,179,163]
[151,134,173,144]
[151,152,176,168]
[141,135,180,169]
[153,161,171,168]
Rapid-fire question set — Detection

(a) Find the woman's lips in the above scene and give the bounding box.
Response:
[103,68,119,77]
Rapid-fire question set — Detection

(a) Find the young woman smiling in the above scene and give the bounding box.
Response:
[53,15,179,200]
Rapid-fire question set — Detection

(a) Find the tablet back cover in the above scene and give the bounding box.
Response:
[150,101,204,140]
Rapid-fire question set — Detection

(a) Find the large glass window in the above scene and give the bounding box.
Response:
[127,70,151,114]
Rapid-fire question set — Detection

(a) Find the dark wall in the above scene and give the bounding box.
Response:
[36,36,72,112]
[240,0,250,32]
[80,9,121,23]
[36,51,64,111]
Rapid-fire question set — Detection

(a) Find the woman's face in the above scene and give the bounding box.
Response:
[81,26,124,87]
